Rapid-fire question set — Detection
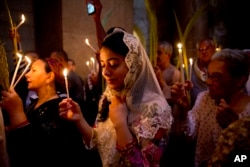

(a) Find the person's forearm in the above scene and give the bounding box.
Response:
[75,118,93,146]
[9,112,29,130]
[94,18,106,49]
[115,124,133,147]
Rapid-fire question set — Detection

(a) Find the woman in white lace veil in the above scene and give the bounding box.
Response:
[59,28,173,167]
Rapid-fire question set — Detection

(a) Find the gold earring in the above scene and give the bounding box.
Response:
[46,84,51,94]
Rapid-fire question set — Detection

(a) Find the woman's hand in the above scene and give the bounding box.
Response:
[171,81,192,108]
[59,98,84,123]
[1,87,24,115]
[109,95,134,147]
[216,99,238,129]
[0,87,27,128]
[109,95,128,128]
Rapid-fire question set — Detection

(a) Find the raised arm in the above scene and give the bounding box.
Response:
[86,0,106,49]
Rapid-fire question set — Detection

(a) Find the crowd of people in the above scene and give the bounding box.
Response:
[0,0,250,167]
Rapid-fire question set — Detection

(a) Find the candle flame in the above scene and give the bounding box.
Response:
[216,47,221,52]
[16,14,26,29]
[177,43,182,49]
[63,68,68,77]
[90,57,95,63]
[189,58,193,65]
[21,14,25,24]
[84,38,97,53]
[85,38,90,46]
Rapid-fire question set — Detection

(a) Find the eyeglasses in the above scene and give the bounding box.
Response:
[198,47,210,52]
[205,73,231,82]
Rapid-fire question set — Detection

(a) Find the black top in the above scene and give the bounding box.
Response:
[68,71,85,105]
[6,97,88,167]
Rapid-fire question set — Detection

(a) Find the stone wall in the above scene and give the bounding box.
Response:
[0,0,35,72]
[0,0,134,79]
[62,0,133,79]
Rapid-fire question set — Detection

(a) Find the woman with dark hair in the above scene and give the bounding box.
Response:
[59,28,173,166]
[0,58,87,167]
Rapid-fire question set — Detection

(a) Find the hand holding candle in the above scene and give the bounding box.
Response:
[85,38,97,53]
[63,69,70,98]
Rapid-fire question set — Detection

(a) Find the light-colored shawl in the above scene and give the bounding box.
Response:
[98,28,173,141]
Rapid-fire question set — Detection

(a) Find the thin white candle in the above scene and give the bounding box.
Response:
[189,58,193,80]
[90,57,95,72]
[16,14,25,29]
[177,43,185,85]
[10,53,23,88]
[13,56,31,88]
[63,69,70,98]
[85,38,97,53]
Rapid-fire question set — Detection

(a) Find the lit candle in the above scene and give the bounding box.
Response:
[63,69,69,98]
[90,57,95,72]
[85,38,97,53]
[16,14,25,29]
[189,58,193,80]
[13,56,31,88]
[10,53,23,88]
[177,43,185,85]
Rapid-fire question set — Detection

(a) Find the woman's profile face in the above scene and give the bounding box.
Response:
[25,59,51,91]
[206,59,236,100]
[100,47,129,91]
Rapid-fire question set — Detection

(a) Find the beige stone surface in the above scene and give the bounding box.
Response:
[62,0,133,79]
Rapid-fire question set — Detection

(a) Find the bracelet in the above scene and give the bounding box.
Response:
[116,138,137,152]
[11,120,30,130]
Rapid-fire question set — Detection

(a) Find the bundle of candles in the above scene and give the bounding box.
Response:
[9,14,27,89]
[10,53,31,88]
[86,57,98,73]
[84,38,99,73]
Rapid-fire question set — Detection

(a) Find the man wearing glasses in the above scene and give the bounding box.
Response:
[190,37,216,107]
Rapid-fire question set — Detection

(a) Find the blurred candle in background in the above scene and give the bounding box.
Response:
[10,52,23,88]
[189,58,193,80]
[177,43,185,85]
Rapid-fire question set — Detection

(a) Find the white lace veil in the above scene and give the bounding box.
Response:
[100,28,173,140]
